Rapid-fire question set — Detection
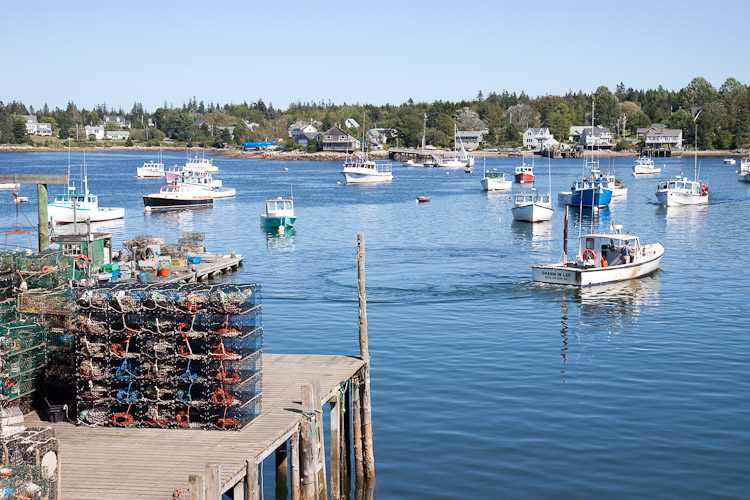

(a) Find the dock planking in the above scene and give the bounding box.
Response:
[24,353,366,500]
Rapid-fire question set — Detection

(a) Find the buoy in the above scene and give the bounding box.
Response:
[145,206,152,212]
[337,181,341,185]
[498,216,502,223]
[283,168,288,171]
[278,225,285,234]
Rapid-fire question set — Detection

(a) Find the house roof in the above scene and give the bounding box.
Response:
[323,126,356,140]
[645,128,681,138]
[344,118,359,128]
[22,115,37,123]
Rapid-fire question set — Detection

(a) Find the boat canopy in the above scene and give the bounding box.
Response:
[266,198,293,213]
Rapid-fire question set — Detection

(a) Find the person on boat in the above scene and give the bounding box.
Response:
[620,241,632,264]
[600,252,608,268]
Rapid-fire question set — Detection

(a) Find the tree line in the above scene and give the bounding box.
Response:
[1,77,748,150]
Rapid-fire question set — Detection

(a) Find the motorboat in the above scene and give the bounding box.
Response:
[589,160,627,197]
[403,159,424,167]
[481,168,511,191]
[437,156,468,168]
[143,185,213,210]
[514,162,534,183]
[558,179,612,208]
[13,197,28,204]
[532,224,664,287]
[49,165,125,224]
[417,196,430,203]
[723,158,737,165]
[185,154,218,173]
[633,155,660,175]
[260,197,295,229]
[174,170,235,198]
[739,157,750,181]
[511,191,553,222]
[341,153,393,184]
[137,160,166,178]
[655,176,708,206]
[0,183,20,190]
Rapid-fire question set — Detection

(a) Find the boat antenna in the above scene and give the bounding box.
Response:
[290,183,293,200]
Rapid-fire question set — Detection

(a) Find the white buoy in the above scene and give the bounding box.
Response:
[283,167,288,171]
[498,216,502,223]
[337,181,341,185]
[278,225,285,234]
[145,206,152,212]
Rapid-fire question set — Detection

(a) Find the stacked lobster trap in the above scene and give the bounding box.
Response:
[0,426,60,499]
[74,283,262,430]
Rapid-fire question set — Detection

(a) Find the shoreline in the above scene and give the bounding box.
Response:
[0,144,747,161]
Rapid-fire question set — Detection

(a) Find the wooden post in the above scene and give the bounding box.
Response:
[37,183,49,252]
[361,365,375,479]
[275,443,289,500]
[563,205,569,263]
[290,431,301,500]
[246,459,259,500]
[357,233,369,361]
[233,480,244,500]
[204,464,220,500]
[300,383,317,500]
[329,395,341,500]
[311,379,327,500]
[352,376,364,480]
[342,380,351,480]
[188,475,205,500]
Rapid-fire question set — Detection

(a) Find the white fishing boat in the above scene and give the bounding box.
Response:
[185,154,218,173]
[739,156,750,181]
[513,155,553,222]
[656,113,708,206]
[481,168,511,191]
[591,159,627,197]
[723,158,736,165]
[511,191,553,222]
[48,154,125,224]
[633,155,660,175]
[137,151,166,178]
[532,223,664,287]
[174,170,235,198]
[341,153,393,184]
[403,159,424,167]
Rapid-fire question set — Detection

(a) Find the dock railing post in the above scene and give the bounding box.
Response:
[204,463,220,500]
[37,183,49,252]
[329,391,342,500]
[291,431,301,500]
[311,379,328,500]
[356,233,375,479]
[246,459,259,500]
[352,376,364,480]
[300,383,317,500]
[188,475,205,500]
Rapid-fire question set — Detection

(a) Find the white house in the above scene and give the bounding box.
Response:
[570,125,614,148]
[344,118,359,129]
[523,127,554,149]
[645,126,682,150]
[21,115,53,136]
[288,120,320,138]
[104,115,132,128]
[106,130,131,140]
[85,126,105,140]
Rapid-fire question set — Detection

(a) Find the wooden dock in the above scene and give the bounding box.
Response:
[25,353,367,500]
[116,254,243,285]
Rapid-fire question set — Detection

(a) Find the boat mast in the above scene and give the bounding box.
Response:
[693,108,702,181]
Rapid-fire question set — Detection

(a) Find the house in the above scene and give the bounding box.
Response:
[541,137,560,150]
[217,126,235,139]
[636,124,666,139]
[21,115,53,136]
[106,130,131,140]
[644,126,682,150]
[569,125,614,148]
[288,120,320,138]
[457,129,488,150]
[523,127,554,149]
[104,115,132,128]
[85,125,105,141]
[366,128,397,147]
[344,118,359,129]
[295,131,323,147]
[322,125,359,152]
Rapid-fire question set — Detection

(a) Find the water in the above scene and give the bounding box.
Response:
[2,151,749,498]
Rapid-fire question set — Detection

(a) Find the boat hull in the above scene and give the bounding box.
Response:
[437,159,468,168]
[511,203,553,222]
[341,171,393,184]
[533,244,664,287]
[142,195,213,209]
[136,167,165,178]
[633,165,661,175]
[558,187,612,207]
[481,178,512,191]
[514,173,535,183]
[260,215,296,228]
[48,205,125,224]
[739,173,750,183]
[655,191,708,206]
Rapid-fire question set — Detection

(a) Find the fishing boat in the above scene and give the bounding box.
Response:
[260,197,295,229]
[739,156,750,181]
[532,222,665,287]
[656,113,708,206]
[143,185,213,210]
[723,158,736,165]
[341,153,393,184]
[417,196,431,203]
[185,154,218,173]
[512,155,553,222]
[558,179,612,208]
[481,168,511,191]
[632,155,660,175]
[49,156,125,224]
[137,151,166,178]
[403,159,424,167]
[514,162,534,183]
[590,160,627,197]
[174,170,235,198]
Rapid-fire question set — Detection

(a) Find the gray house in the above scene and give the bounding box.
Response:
[295,131,323,147]
[322,125,359,152]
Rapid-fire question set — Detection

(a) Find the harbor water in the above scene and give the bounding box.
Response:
[1,151,749,498]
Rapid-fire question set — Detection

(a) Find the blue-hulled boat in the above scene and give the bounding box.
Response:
[558,178,612,208]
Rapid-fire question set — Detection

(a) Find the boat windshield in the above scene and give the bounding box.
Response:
[268,200,293,211]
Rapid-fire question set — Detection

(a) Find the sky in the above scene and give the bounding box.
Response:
[4,0,749,112]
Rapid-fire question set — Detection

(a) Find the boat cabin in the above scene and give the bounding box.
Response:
[514,192,550,205]
[53,192,98,206]
[265,197,294,217]
[657,176,705,195]
[576,231,640,268]
[344,154,392,173]
[483,170,506,179]
[515,164,533,175]
[572,178,608,191]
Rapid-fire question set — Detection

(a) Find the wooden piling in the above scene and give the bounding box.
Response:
[352,376,364,480]
[342,380,351,480]
[357,233,369,361]
[204,463,220,500]
[188,475,204,500]
[360,365,375,478]
[311,379,328,500]
[290,431,301,500]
[275,443,289,500]
[329,394,341,500]
[356,232,375,479]
[300,384,317,500]
[246,459,259,500]
[37,184,49,252]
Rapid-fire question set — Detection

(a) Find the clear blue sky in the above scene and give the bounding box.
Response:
[4,0,748,112]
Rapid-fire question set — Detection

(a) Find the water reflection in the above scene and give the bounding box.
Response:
[265,227,296,252]
[144,206,213,225]
[567,206,611,234]
[510,220,552,243]
[659,204,709,229]
[52,218,126,236]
